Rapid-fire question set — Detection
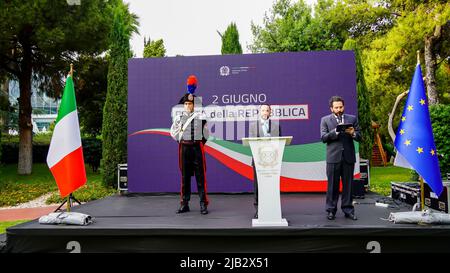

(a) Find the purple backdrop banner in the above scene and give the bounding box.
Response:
[128,51,357,193]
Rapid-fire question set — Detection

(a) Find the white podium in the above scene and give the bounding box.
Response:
[242,136,292,227]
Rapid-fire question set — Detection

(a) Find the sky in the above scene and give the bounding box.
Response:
[124,0,318,57]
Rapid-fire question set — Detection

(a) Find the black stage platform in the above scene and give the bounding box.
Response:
[4,193,450,253]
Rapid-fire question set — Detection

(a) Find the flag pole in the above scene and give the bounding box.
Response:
[416,51,426,211]
[66,63,74,212]
[420,176,425,211]
[69,63,74,77]
[66,195,71,212]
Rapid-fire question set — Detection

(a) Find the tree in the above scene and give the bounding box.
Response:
[314,0,394,49]
[0,77,8,132]
[430,104,450,177]
[143,37,166,58]
[0,77,7,161]
[219,22,243,54]
[249,0,341,53]
[423,13,450,105]
[343,39,373,161]
[364,1,450,138]
[387,0,450,105]
[435,58,450,103]
[101,0,139,188]
[74,55,108,137]
[0,0,113,174]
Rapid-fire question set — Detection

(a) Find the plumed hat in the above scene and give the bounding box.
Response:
[186,75,198,94]
[179,93,196,104]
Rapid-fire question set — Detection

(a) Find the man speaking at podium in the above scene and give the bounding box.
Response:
[320,96,361,221]
[249,104,282,218]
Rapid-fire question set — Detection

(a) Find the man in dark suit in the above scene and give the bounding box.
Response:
[249,104,282,218]
[320,96,361,221]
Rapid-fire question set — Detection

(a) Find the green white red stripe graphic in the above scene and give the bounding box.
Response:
[130,128,360,192]
[47,76,87,197]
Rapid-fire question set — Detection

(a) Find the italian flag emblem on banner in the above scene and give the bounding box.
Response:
[47,75,87,197]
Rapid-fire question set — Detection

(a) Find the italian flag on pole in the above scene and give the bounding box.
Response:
[47,75,87,198]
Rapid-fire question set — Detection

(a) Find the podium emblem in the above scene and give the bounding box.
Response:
[257,145,278,168]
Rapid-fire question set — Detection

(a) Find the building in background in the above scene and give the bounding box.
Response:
[8,80,59,134]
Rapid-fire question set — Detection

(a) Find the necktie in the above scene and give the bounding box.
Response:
[337,115,343,124]
[262,121,269,136]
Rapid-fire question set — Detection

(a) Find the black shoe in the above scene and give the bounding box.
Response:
[327,211,335,220]
[176,204,190,214]
[200,205,208,215]
[345,213,357,220]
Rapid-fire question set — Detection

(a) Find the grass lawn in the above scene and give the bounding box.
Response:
[369,165,413,196]
[45,169,117,205]
[0,163,116,207]
[0,220,29,234]
[0,164,57,206]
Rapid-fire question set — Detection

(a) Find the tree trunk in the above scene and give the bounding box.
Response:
[0,78,9,129]
[424,25,441,105]
[1,78,8,97]
[17,45,33,175]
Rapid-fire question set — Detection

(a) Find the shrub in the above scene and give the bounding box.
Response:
[430,104,450,177]
[82,138,102,172]
[1,137,102,168]
[382,142,395,161]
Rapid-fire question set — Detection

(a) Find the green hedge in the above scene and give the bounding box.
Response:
[430,104,450,177]
[1,137,102,172]
[0,143,49,164]
[82,138,102,172]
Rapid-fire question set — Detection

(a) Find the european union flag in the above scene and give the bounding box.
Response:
[394,64,443,196]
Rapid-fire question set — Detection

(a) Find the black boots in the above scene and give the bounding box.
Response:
[200,203,208,215]
[327,211,335,220]
[176,204,190,214]
[176,203,208,215]
[344,213,357,220]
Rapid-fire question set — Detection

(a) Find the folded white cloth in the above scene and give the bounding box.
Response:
[389,210,450,225]
[39,212,94,226]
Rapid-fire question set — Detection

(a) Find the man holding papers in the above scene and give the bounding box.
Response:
[320,96,361,221]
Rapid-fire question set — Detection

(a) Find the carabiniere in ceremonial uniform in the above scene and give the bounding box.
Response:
[170,76,210,215]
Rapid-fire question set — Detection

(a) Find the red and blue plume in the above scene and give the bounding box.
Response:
[186,75,197,94]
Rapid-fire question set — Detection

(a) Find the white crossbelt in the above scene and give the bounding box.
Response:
[178,112,199,142]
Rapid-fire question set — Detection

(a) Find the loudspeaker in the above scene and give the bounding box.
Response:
[359,159,370,192]
[352,179,365,199]
[117,163,128,193]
